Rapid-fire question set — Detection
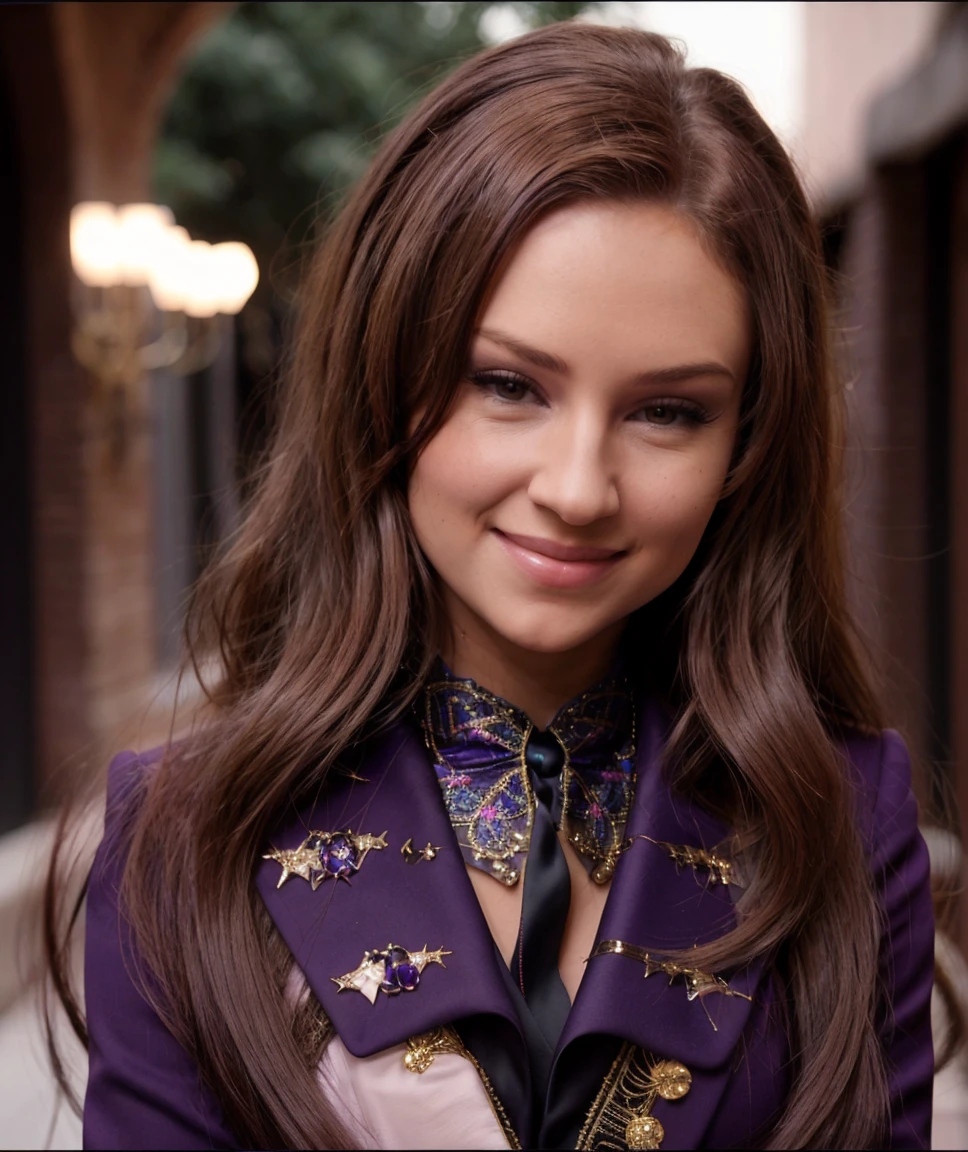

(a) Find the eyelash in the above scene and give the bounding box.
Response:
[468,370,713,427]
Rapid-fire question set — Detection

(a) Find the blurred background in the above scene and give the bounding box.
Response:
[1,1,967,1146]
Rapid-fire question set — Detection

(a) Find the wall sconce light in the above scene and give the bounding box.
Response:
[69,201,259,463]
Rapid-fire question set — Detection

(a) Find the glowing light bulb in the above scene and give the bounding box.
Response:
[144,225,260,316]
[116,203,175,287]
[208,242,260,314]
[70,202,121,287]
[146,225,193,313]
[181,240,220,319]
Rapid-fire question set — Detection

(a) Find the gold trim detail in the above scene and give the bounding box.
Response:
[558,698,636,885]
[423,673,636,887]
[591,940,752,1031]
[577,1043,691,1150]
[403,1027,522,1149]
[422,682,534,885]
[403,1026,466,1073]
[620,834,736,887]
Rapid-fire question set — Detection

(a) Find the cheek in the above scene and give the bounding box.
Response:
[407,415,517,548]
[624,445,732,564]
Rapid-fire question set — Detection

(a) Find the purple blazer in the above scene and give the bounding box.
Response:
[83,698,935,1149]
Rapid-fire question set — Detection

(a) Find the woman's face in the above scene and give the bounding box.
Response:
[408,200,750,667]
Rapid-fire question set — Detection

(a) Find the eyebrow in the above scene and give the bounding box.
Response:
[476,326,736,387]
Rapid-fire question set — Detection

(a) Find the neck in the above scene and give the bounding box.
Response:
[440,601,625,729]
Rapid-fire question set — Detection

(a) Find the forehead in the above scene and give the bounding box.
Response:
[478,200,750,378]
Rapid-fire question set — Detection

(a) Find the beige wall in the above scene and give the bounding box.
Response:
[802,1,944,208]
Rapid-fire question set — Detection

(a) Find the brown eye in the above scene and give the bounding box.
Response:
[470,370,536,403]
[644,405,677,425]
[493,378,528,401]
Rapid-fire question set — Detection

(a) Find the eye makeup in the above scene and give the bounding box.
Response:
[469,366,714,429]
[629,398,713,427]
[468,368,543,404]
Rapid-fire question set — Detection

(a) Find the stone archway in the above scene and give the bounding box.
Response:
[54,2,232,203]
[0,1,231,814]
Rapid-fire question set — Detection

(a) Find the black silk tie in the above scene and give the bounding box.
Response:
[518,728,573,1051]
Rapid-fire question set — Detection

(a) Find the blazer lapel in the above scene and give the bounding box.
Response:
[257,699,778,1150]
[255,720,523,1059]
[546,696,772,1149]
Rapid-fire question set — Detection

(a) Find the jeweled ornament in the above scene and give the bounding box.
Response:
[332,943,452,1004]
[423,663,636,886]
[651,1060,692,1101]
[263,828,388,889]
[625,1114,664,1150]
[576,1045,691,1152]
[401,837,442,864]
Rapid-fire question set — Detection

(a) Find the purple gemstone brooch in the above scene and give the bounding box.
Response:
[332,944,452,1004]
[263,828,388,889]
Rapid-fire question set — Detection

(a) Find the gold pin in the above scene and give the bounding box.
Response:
[263,828,387,889]
[332,943,452,1004]
[401,837,442,865]
[404,1027,464,1074]
[621,835,736,887]
[591,939,751,1031]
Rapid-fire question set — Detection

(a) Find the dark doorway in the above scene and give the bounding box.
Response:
[0,64,35,833]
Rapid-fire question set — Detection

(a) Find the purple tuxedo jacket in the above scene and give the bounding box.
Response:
[83,698,935,1149]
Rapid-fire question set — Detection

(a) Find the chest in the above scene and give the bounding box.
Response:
[311,979,789,1151]
[467,829,611,1002]
[258,718,789,1149]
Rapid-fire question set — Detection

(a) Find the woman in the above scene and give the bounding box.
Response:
[57,21,935,1151]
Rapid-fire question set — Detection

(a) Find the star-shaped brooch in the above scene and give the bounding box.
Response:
[332,944,452,1004]
[263,828,387,889]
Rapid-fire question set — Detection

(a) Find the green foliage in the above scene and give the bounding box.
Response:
[154,1,596,289]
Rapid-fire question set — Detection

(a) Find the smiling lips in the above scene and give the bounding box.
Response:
[494,530,625,589]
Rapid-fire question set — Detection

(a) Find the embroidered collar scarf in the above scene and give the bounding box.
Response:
[422,662,636,886]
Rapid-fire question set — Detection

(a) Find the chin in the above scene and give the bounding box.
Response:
[483,608,617,658]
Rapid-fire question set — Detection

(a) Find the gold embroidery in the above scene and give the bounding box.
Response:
[422,683,534,884]
[423,673,635,886]
[577,1043,691,1150]
[403,1027,522,1149]
[591,940,752,1031]
[558,699,636,885]
[620,834,737,887]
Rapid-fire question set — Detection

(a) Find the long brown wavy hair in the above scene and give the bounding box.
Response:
[46,21,922,1149]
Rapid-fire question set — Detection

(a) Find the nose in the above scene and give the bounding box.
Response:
[526,411,620,525]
